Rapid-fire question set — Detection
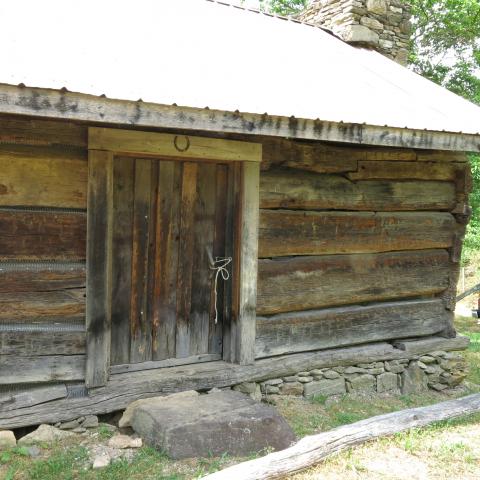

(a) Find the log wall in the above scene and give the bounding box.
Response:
[256,138,471,357]
[0,115,471,385]
[0,117,88,385]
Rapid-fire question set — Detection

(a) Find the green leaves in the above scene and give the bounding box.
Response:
[257,0,307,15]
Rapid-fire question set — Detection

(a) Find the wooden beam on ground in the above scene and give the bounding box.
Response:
[203,394,480,480]
[0,335,468,429]
[1,84,479,151]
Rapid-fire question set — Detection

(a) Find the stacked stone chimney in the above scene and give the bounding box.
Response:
[298,0,411,65]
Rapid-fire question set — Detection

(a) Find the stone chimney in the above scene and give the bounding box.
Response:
[297,0,411,65]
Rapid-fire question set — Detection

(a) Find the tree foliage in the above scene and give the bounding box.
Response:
[256,0,307,15]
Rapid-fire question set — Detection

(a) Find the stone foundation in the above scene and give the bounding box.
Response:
[233,351,468,401]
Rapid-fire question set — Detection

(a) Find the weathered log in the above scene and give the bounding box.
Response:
[0,262,85,293]
[0,336,468,429]
[0,289,85,322]
[0,210,86,260]
[257,249,450,315]
[0,384,68,412]
[347,160,462,181]
[260,169,456,211]
[393,335,470,355]
[0,144,87,208]
[0,326,85,355]
[259,210,455,257]
[0,115,86,147]
[0,355,85,384]
[255,299,451,358]
[204,394,480,480]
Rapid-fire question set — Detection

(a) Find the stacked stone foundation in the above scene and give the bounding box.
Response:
[233,351,468,401]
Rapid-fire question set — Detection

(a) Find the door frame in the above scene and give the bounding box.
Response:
[85,127,261,388]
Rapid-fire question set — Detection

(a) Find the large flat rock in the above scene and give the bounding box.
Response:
[130,390,296,459]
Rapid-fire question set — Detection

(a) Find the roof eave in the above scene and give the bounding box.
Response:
[1,83,479,152]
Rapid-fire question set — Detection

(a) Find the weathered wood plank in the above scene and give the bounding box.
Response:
[262,138,358,173]
[257,249,450,315]
[0,384,68,412]
[86,150,113,388]
[0,145,87,208]
[204,394,480,480]
[110,157,135,366]
[0,210,86,260]
[0,290,85,323]
[130,158,153,364]
[0,326,85,355]
[0,335,469,429]
[237,161,260,364]
[417,150,468,162]
[0,262,85,293]
[393,335,470,355]
[3,85,478,152]
[190,163,216,355]
[152,161,181,361]
[347,160,462,181]
[260,169,456,211]
[0,116,86,147]
[176,162,198,358]
[0,355,85,384]
[89,128,262,163]
[110,353,221,374]
[258,210,455,257]
[209,165,229,355]
[255,299,450,358]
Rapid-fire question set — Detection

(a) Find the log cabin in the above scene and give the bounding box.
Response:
[1,0,480,428]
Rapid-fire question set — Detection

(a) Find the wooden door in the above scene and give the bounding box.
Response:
[109,157,232,367]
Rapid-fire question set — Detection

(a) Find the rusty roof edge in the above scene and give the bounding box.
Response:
[0,83,479,152]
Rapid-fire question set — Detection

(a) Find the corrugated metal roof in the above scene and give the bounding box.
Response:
[1,0,479,136]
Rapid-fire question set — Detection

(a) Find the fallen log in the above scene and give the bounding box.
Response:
[203,393,480,480]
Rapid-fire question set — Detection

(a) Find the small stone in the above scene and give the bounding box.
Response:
[401,363,428,394]
[333,366,346,374]
[425,365,440,374]
[264,378,283,386]
[347,374,376,392]
[108,434,142,449]
[339,24,379,45]
[26,446,41,457]
[18,425,76,445]
[304,378,346,398]
[59,419,81,430]
[366,367,385,375]
[440,358,466,372]
[390,5,403,13]
[297,372,310,377]
[280,382,304,396]
[208,388,222,394]
[297,376,313,383]
[283,376,298,382]
[417,361,427,370]
[344,366,368,374]
[430,383,449,391]
[360,16,384,30]
[309,369,323,376]
[265,385,280,394]
[72,427,87,434]
[81,415,99,429]
[385,361,405,373]
[366,0,387,15]
[377,372,398,393]
[419,356,436,364]
[0,430,16,450]
[93,452,111,469]
[322,370,340,379]
[233,382,257,395]
[431,351,447,358]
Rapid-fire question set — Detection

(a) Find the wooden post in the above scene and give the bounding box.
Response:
[236,161,260,365]
[86,150,113,388]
